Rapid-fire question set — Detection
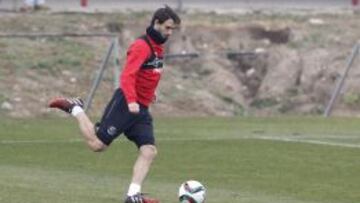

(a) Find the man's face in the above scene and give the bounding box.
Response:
[154,19,177,39]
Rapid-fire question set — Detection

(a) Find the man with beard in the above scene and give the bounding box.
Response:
[49,5,181,203]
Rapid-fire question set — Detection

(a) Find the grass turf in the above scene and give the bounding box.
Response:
[0,116,359,203]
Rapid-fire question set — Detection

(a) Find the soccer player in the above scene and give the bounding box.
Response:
[49,5,181,203]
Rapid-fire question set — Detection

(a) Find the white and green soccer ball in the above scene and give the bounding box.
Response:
[178,180,206,203]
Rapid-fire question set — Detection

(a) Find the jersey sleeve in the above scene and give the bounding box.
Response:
[120,39,150,104]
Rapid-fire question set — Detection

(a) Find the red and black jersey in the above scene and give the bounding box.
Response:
[120,35,164,107]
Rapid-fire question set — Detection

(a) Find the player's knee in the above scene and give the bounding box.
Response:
[91,146,105,152]
[140,145,157,160]
[88,140,107,152]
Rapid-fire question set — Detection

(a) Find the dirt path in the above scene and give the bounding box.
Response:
[0,0,355,12]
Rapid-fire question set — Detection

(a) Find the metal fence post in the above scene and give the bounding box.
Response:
[324,42,360,117]
[113,37,121,90]
[177,0,183,12]
[84,41,115,112]
[12,0,18,11]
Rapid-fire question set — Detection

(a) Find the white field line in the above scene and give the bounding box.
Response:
[251,136,360,148]
[0,138,83,144]
[1,135,360,148]
[158,136,360,148]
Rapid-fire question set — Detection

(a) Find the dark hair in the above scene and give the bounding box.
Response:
[150,5,181,26]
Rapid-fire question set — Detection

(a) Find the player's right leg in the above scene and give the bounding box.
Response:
[74,111,107,152]
[48,97,107,152]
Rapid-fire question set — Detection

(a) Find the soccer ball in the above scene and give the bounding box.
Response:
[178,180,206,203]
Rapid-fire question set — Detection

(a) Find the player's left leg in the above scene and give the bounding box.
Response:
[124,144,158,203]
[124,108,158,203]
[131,144,158,188]
[124,192,159,203]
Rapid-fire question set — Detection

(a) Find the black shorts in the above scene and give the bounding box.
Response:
[95,89,154,148]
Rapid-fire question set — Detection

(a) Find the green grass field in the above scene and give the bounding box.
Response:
[0,116,359,203]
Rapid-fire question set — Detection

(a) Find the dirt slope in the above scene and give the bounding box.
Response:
[0,11,359,117]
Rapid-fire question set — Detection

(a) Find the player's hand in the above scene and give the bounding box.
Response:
[128,102,140,114]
